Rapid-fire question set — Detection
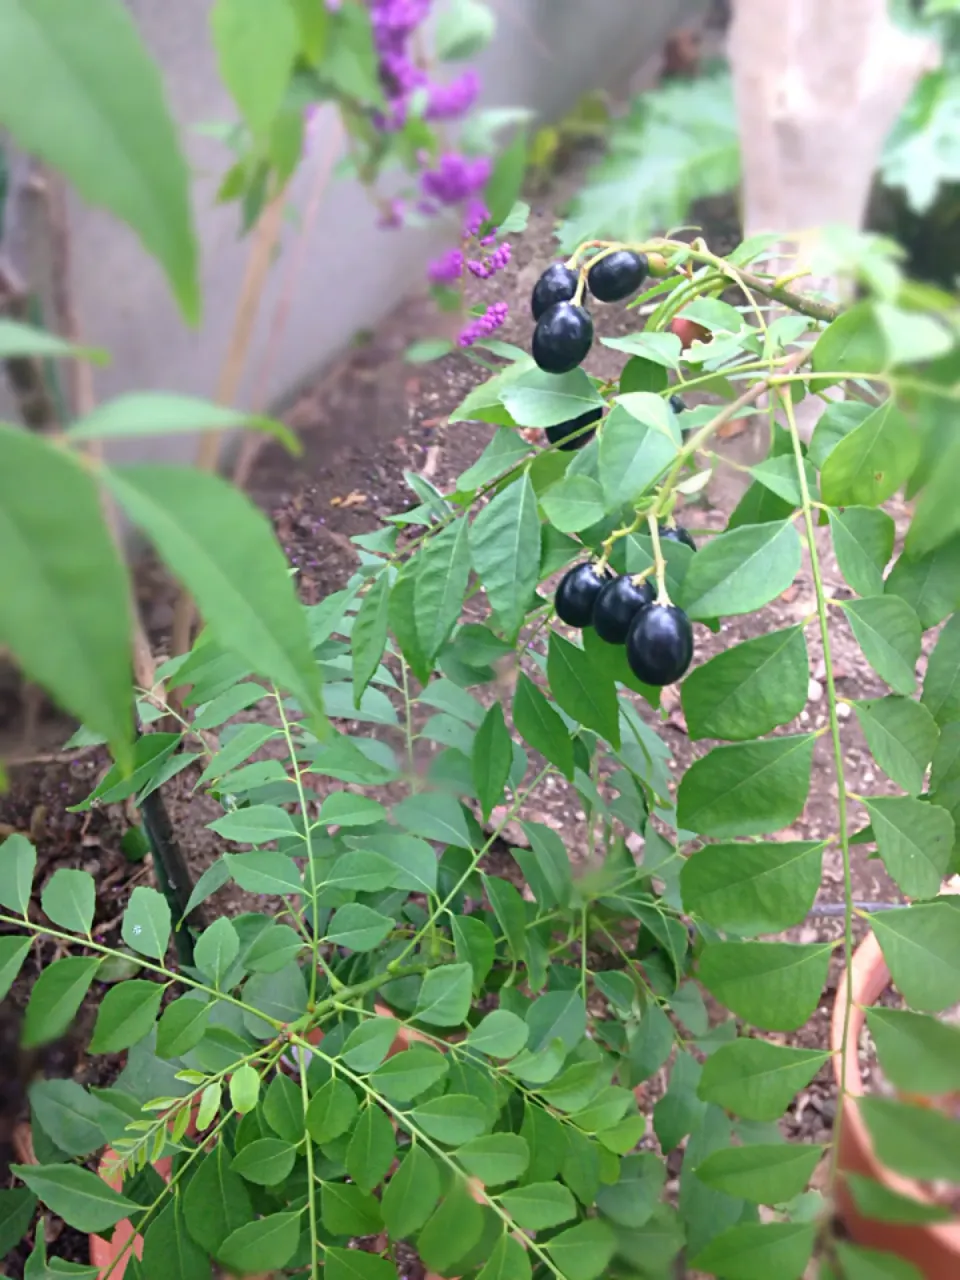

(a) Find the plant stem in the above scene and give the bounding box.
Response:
[780,386,854,1189]
[646,513,669,605]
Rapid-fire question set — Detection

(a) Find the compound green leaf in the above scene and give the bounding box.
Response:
[23,956,100,1048]
[547,631,620,748]
[411,1094,489,1145]
[0,0,198,321]
[544,1218,616,1280]
[853,697,939,795]
[540,475,607,532]
[469,472,541,640]
[885,537,960,629]
[699,941,833,1031]
[512,673,574,779]
[11,1164,138,1235]
[194,916,239,987]
[865,1006,960,1095]
[679,520,800,620]
[326,904,394,952]
[870,901,960,1011]
[499,1182,577,1230]
[466,1009,529,1058]
[694,1142,823,1205]
[156,997,210,1059]
[456,1133,529,1184]
[820,399,918,507]
[231,1137,296,1186]
[414,963,473,1027]
[829,507,895,598]
[105,465,325,727]
[699,1039,830,1121]
[500,368,603,428]
[922,613,960,725]
[842,596,921,694]
[677,735,816,837]
[89,980,164,1053]
[305,1078,358,1143]
[680,627,808,741]
[860,1096,960,1183]
[183,1143,251,1254]
[692,1221,816,1280]
[680,841,824,937]
[416,1177,484,1275]
[863,795,954,898]
[217,1211,300,1275]
[0,428,133,767]
[370,1046,449,1102]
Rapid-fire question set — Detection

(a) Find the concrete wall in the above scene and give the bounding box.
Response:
[3,0,703,463]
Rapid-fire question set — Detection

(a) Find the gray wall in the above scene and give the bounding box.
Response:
[4,0,702,462]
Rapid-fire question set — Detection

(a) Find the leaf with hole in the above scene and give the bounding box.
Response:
[680,841,824,937]
[681,627,809,741]
[677,735,816,837]
[679,520,801,620]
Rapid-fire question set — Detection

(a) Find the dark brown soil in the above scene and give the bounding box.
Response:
[0,137,949,1274]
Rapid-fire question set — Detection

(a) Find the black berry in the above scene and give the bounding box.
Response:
[532,302,594,375]
[660,524,697,552]
[546,407,602,452]
[587,250,648,303]
[531,263,579,321]
[626,604,694,686]
[592,575,654,644]
[669,393,686,415]
[555,562,610,628]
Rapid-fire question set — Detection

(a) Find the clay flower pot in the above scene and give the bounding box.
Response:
[831,930,960,1278]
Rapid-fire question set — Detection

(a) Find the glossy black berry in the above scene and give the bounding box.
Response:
[532,302,594,375]
[660,524,697,552]
[555,562,610,628]
[587,250,648,303]
[531,263,579,321]
[669,393,686,415]
[546,407,603,452]
[592,575,655,644]
[626,604,694,686]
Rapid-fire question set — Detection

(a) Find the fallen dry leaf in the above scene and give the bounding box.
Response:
[330,490,367,509]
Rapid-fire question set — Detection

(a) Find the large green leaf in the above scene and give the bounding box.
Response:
[540,475,607,533]
[691,1221,816,1280]
[0,319,107,364]
[698,1039,830,1121]
[346,1103,396,1192]
[142,1198,209,1280]
[217,1211,301,1275]
[820,400,919,507]
[29,1079,105,1157]
[23,956,100,1048]
[183,1143,252,1254]
[694,1142,823,1205]
[211,0,299,138]
[922,613,960,725]
[870,900,960,1010]
[351,573,390,707]
[547,631,620,748]
[810,303,886,391]
[67,393,295,449]
[0,1188,37,1261]
[598,399,677,509]
[680,840,824,936]
[500,367,603,428]
[834,1241,924,1280]
[829,507,895,598]
[456,1133,530,1185]
[414,963,473,1027]
[886,537,960,630]
[0,0,198,320]
[381,1145,440,1238]
[852,697,939,795]
[544,1218,616,1280]
[473,700,512,821]
[415,517,472,661]
[679,521,800,620]
[676,735,816,837]
[416,1177,484,1274]
[477,1234,531,1280]
[469,473,541,640]
[860,1096,960,1182]
[680,627,808,741]
[11,1164,138,1234]
[89,979,164,1053]
[698,940,833,1030]
[121,886,171,960]
[512,673,574,779]
[842,596,922,694]
[0,427,133,767]
[499,1182,577,1229]
[105,465,324,726]
[865,1006,960,1095]
[40,868,96,935]
[863,795,954,899]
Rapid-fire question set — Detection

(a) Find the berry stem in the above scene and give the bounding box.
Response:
[646,513,670,606]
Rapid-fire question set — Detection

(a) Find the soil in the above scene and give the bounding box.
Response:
[0,127,952,1280]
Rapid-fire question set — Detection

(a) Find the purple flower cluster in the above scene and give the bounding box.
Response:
[458,301,508,348]
[371,0,479,136]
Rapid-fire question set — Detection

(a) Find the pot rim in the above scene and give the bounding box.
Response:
[831,929,960,1247]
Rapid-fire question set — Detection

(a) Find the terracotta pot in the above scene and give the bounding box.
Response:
[831,930,960,1277]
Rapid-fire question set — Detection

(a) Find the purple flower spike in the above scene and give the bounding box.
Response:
[420,152,492,206]
[426,70,481,121]
[428,248,465,284]
[458,301,509,347]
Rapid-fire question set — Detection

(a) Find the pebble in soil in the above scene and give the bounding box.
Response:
[626,603,694,686]
[587,249,648,303]
[532,301,594,374]
[555,562,611,628]
[545,407,603,452]
[531,262,579,321]
[592,575,655,644]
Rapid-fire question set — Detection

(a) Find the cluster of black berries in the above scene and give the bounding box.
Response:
[554,526,696,686]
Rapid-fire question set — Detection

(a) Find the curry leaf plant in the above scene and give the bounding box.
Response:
[5,223,960,1280]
